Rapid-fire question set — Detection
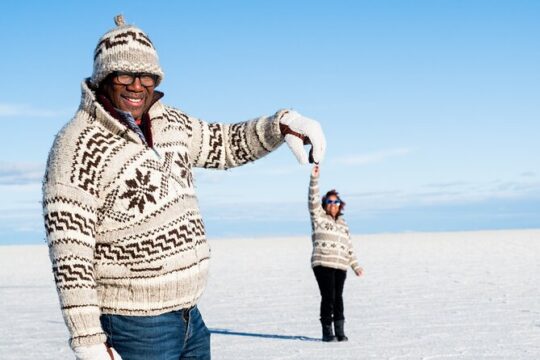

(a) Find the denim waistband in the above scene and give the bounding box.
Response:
[181,305,195,322]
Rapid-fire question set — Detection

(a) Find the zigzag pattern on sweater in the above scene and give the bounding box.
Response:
[70,128,117,196]
[97,238,208,268]
[52,255,96,288]
[203,123,223,168]
[45,210,96,238]
[95,217,205,262]
[162,108,192,133]
[230,123,257,164]
[48,237,94,249]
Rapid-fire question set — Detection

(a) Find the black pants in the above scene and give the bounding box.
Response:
[313,266,347,324]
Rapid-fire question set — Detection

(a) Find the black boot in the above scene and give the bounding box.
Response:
[334,319,348,342]
[321,321,337,342]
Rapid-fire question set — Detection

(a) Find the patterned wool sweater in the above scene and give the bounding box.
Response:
[43,80,284,348]
[309,174,361,272]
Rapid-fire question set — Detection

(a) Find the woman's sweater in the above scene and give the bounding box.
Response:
[308,174,361,272]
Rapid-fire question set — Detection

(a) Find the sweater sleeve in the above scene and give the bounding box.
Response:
[188,110,285,169]
[345,230,361,272]
[308,173,325,219]
[43,181,106,349]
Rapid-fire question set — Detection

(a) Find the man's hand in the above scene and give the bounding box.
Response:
[73,343,122,360]
[279,110,326,165]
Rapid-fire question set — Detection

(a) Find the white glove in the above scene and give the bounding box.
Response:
[279,110,326,164]
[73,343,123,360]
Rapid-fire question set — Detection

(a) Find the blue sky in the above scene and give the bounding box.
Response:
[1,0,539,244]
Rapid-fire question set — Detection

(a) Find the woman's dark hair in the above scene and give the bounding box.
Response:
[321,189,346,217]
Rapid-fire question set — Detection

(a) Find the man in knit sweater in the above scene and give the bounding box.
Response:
[43,15,325,360]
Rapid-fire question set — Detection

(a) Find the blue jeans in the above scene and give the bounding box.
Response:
[100,306,211,360]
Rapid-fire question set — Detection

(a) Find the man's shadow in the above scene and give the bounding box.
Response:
[209,328,320,342]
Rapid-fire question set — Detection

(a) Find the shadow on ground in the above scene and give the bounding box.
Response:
[209,328,320,342]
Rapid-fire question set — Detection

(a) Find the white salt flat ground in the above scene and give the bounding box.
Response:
[1,229,539,359]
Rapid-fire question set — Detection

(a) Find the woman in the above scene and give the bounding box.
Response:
[308,165,363,342]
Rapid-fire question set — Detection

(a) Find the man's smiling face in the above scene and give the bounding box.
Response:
[102,72,156,121]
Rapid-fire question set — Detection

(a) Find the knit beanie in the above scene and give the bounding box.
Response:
[91,15,164,87]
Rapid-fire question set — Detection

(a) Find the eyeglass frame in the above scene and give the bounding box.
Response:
[111,71,160,87]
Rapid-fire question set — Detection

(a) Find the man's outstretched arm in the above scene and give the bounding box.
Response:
[188,109,325,169]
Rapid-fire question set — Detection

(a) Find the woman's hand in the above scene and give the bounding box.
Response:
[311,165,320,177]
[354,267,364,277]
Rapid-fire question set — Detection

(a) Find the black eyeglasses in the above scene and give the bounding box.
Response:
[325,199,341,205]
[112,72,159,87]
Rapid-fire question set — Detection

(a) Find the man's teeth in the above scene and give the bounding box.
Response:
[126,98,142,103]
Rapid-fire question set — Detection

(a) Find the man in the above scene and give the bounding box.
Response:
[43,15,325,360]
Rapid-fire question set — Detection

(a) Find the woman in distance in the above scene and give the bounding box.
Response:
[308,164,363,342]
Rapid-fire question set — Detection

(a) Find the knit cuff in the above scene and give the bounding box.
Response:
[252,111,285,152]
[70,332,107,349]
[272,110,288,140]
[271,116,285,143]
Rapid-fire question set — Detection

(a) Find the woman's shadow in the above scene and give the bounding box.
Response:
[209,328,320,342]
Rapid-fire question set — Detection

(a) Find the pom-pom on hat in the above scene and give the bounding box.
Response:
[91,14,164,87]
